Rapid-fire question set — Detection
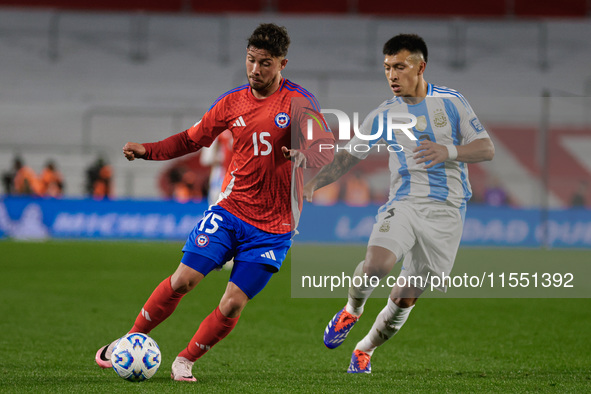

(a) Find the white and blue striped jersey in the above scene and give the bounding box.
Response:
[347,84,490,212]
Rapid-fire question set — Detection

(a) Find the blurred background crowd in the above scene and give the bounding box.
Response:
[1,0,590,209]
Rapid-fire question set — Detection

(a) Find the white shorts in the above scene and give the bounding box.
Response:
[368,200,463,292]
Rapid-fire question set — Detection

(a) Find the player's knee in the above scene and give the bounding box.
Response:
[219,296,247,318]
[392,297,417,308]
[170,278,194,294]
[170,270,202,294]
[219,285,249,318]
[364,247,397,279]
[362,262,390,280]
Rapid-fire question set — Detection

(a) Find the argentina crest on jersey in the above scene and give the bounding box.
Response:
[433,108,448,128]
[274,112,290,128]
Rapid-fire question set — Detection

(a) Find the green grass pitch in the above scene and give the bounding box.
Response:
[0,240,590,393]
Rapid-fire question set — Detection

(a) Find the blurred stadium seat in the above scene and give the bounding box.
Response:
[0,0,185,12]
[514,0,587,17]
[0,3,589,204]
[191,0,266,13]
[0,0,588,16]
[357,0,506,17]
[276,0,350,14]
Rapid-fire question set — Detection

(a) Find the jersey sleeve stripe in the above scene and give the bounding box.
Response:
[431,86,471,112]
[283,84,318,111]
[284,79,324,112]
[283,83,331,131]
[284,80,321,111]
[283,79,331,131]
[208,85,250,111]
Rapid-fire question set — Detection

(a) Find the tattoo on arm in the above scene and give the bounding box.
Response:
[313,151,361,190]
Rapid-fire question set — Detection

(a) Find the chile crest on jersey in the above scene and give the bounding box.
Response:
[196,234,209,247]
[274,112,290,129]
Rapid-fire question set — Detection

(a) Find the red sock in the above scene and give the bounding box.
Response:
[178,306,239,362]
[130,276,185,334]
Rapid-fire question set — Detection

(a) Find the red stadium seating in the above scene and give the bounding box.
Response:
[0,0,587,16]
[191,0,265,13]
[513,0,587,17]
[0,0,185,12]
[276,0,349,14]
[0,0,265,13]
[357,0,506,17]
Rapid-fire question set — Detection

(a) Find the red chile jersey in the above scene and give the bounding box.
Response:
[143,78,334,234]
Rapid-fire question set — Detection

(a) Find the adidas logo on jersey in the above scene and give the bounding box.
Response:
[261,250,276,261]
[232,116,246,127]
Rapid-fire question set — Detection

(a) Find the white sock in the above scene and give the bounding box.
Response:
[355,298,414,355]
[345,261,377,316]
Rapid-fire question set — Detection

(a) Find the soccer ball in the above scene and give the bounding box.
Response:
[110,333,161,382]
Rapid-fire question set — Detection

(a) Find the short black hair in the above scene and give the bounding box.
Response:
[247,23,290,58]
[383,34,428,63]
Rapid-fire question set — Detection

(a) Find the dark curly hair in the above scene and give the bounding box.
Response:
[383,34,428,63]
[247,23,290,58]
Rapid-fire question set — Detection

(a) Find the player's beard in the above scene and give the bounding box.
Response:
[248,74,278,95]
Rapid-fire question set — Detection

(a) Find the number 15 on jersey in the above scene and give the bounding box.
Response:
[253,132,272,156]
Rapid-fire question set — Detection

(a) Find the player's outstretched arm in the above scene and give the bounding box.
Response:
[123,130,201,162]
[303,150,361,202]
[123,142,146,161]
[413,138,494,169]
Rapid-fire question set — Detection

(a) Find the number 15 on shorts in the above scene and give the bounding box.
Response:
[199,212,223,234]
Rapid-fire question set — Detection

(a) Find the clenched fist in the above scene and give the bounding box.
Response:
[123,142,146,161]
